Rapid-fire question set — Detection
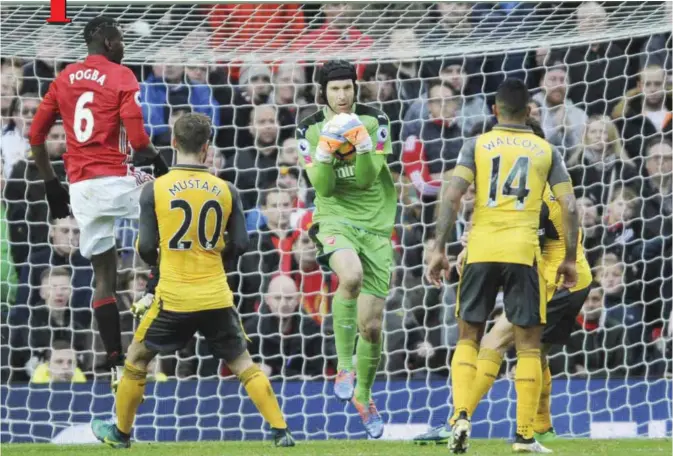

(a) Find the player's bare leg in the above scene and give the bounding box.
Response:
[351,293,385,439]
[90,247,125,372]
[227,350,295,447]
[328,249,363,401]
[447,319,483,453]
[512,325,551,453]
[92,340,157,448]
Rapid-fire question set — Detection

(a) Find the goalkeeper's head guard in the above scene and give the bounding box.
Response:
[318,60,358,107]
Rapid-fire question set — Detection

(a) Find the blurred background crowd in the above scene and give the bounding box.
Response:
[0,1,671,385]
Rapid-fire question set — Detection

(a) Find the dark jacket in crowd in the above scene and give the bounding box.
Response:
[21,60,55,97]
[221,146,279,211]
[401,118,463,176]
[231,225,291,317]
[569,155,640,205]
[613,90,673,161]
[14,246,93,321]
[244,302,335,378]
[8,305,90,380]
[4,158,67,267]
[549,316,631,378]
[565,42,628,117]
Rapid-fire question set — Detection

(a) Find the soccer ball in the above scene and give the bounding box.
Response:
[335,141,356,161]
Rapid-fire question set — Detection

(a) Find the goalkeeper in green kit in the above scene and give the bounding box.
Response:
[296,60,397,439]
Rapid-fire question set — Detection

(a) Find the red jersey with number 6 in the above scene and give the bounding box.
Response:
[30,54,150,184]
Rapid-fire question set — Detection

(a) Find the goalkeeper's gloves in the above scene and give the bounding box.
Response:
[44,178,70,219]
[130,293,153,320]
[341,114,373,154]
[317,121,348,164]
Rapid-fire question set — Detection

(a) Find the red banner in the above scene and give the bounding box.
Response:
[47,0,71,23]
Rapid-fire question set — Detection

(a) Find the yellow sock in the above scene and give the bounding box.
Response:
[116,362,147,435]
[533,360,553,434]
[515,349,542,440]
[449,340,479,425]
[239,365,287,429]
[465,348,503,417]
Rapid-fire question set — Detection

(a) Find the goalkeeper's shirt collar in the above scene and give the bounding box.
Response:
[323,104,357,121]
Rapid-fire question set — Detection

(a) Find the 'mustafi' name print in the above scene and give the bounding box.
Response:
[168,179,222,197]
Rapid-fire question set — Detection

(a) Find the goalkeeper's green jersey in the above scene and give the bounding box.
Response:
[296,104,397,237]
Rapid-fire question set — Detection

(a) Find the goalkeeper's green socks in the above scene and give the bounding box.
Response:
[354,337,382,404]
[333,295,358,371]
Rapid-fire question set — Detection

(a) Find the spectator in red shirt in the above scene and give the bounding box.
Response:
[295,3,373,53]
[208,3,304,52]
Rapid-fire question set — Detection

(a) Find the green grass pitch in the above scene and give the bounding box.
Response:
[2,439,671,456]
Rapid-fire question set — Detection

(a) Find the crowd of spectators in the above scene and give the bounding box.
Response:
[0,1,671,384]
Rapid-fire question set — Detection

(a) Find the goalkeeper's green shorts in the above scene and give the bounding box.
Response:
[309,222,394,299]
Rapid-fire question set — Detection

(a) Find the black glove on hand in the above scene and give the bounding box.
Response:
[146,266,160,295]
[152,153,170,177]
[44,178,70,219]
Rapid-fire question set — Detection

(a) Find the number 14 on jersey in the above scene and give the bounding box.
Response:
[487,155,531,210]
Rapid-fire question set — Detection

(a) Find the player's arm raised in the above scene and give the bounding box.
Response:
[298,124,337,197]
[222,182,250,271]
[426,139,476,287]
[136,181,159,266]
[29,82,70,219]
[548,147,579,289]
[119,67,169,177]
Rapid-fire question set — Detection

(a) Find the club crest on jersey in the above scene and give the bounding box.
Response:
[325,236,336,245]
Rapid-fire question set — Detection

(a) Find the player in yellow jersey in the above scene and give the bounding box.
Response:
[415,118,592,451]
[91,113,294,449]
[426,79,579,454]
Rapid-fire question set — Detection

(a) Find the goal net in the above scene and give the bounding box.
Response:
[1,1,671,444]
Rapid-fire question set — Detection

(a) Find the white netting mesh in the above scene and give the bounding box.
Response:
[1,0,671,445]
[0,2,670,62]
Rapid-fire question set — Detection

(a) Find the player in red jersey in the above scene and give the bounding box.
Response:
[29,16,169,373]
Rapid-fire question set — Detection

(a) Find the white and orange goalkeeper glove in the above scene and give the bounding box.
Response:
[317,116,349,163]
[341,113,373,154]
